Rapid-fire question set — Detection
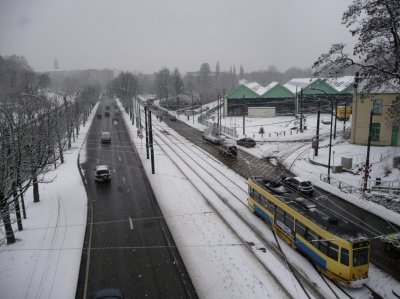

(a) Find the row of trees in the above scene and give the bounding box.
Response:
[0,55,99,244]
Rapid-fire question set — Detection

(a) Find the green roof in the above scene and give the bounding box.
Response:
[226,84,259,99]
[261,83,294,98]
[302,79,338,95]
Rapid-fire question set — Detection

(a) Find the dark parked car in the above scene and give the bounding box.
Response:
[237,137,256,148]
[283,177,314,196]
[94,165,111,183]
[219,144,238,157]
[169,115,177,121]
[90,288,123,299]
[105,111,110,117]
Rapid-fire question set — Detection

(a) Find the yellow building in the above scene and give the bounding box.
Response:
[351,91,399,146]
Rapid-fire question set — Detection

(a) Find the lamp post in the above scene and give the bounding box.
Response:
[311,88,334,183]
[208,86,223,136]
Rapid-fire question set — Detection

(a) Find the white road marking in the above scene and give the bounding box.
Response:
[122,177,126,184]
[129,217,133,230]
[118,156,121,162]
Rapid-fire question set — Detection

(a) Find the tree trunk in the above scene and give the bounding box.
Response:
[20,187,26,219]
[57,134,64,164]
[0,193,16,244]
[13,186,23,231]
[33,176,40,203]
[68,128,72,149]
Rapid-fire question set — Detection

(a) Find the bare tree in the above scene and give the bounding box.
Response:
[172,68,183,96]
[313,0,400,92]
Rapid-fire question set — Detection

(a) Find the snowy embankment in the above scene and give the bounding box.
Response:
[0,103,99,299]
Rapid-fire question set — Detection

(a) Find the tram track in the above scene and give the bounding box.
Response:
[149,119,346,299]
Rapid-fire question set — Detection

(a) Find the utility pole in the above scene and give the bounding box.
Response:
[343,101,347,135]
[217,94,220,135]
[300,88,303,132]
[242,95,246,136]
[363,109,373,192]
[144,105,149,159]
[315,100,321,156]
[333,97,338,139]
[327,99,334,183]
[148,110,155,174]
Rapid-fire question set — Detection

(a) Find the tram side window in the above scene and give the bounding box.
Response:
[319,240,328,256]
[353,248,369,266]
[276,207,284,221]
[285,213,294,231]
[254,191,260,203]
[328,243,339,261]
[260,195,267,206]
[306,229,318,246]
[267,200,275,213]
[249,187,254,198]
[340,248,349,266]
[295,221,305,236]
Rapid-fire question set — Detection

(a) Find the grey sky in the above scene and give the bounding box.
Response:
[0,0,355,74]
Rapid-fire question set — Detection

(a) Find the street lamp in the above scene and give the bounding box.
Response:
[311,88,334,183]
[208,86,224,136]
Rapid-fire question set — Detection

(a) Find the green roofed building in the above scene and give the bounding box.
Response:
[225,81,295,116]
[224,77,353,117]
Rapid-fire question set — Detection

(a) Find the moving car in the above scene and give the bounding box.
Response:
[202,133,224,145]
[101,132,111,144]
[283,176,314,196]
[219,144,237,157]
[90,288,123,299]
[237,137,256,148]
[169,115,177,121]
[94,165,111,183]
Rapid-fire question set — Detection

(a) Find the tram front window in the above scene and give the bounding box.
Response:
[353,248,369,266]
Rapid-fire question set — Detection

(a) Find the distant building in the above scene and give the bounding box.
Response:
[225,77,353,116]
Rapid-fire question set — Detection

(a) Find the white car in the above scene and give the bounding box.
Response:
[101,132,111,144]
[94,165,111,183]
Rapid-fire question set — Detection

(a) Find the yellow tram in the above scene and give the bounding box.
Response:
[247,176,370,287]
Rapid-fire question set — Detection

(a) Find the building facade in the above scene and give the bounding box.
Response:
[351,93,399,146]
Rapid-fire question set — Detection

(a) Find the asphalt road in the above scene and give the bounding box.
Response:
[162,111,400,282]
[76,98,197,299]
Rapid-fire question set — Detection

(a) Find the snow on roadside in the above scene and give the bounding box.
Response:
[0,103,99,299]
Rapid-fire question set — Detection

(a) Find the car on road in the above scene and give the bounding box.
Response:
[94,165,111,183]
[169,115,177,121]
[90,288,123,299]
[384,232,400,253]
[236,137,256,148]
[101,132,111,143]
[105,111,110,117]
[219,144,237,157]
[96,113,102,119]
[283,176,314,196]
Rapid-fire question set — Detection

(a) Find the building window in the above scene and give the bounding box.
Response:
[372,99,383,115]
[371,123,381,141]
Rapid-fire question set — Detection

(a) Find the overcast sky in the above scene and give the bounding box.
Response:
[0,0,355,74]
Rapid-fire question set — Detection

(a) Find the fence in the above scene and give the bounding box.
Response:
[320,173,400,193]
[319,174,360,194]
[198,116,238,138]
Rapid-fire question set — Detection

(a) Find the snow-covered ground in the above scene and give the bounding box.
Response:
[1,98,399,299]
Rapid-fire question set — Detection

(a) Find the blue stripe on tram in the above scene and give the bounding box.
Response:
[254,205,273,224]
[295,239,327,269]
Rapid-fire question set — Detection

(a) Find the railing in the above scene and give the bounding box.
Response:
[198,116,238,138]
[319,174,360,194]
[320,173,400,193]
